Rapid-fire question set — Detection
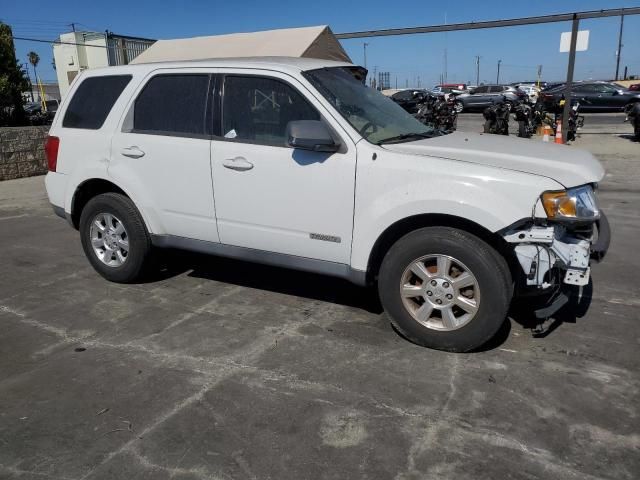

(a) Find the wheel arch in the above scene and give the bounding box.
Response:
[70,178,129,229]
[365,213,517,284]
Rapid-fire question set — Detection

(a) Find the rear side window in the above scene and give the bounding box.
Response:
[63,75,131,129]
[133,74,210,136]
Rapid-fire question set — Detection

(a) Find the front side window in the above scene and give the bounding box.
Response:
[222,76,320,146]
[63,75,131,129]
[133,74,210,136]
[304,67,435,144]
[473,86,488,94]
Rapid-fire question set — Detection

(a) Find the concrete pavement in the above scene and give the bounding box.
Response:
[0,116,638,479]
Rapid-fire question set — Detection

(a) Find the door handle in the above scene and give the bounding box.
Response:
[121,146,145,158]
[222,157,254,171]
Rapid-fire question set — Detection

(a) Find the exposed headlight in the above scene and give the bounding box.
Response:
[541,185,600,221]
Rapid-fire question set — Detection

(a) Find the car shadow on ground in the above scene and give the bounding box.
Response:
[507,281,593,337]
[155,249,384,314]
[149,250,594,351]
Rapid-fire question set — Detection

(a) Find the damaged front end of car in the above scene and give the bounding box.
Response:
[500,184,610,323]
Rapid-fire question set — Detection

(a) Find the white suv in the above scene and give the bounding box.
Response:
[45,57,609,351]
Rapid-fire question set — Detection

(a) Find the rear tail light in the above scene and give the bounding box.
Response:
[44,136,59,172]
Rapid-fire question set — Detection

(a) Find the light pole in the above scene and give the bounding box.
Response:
[475,56,481,86]
[496,59,501,84]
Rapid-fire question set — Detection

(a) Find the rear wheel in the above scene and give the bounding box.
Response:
[79,193,152,283]
[483,120,493,133]
[378,227,512,352]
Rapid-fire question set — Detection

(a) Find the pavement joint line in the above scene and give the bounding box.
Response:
[143,285,246,341]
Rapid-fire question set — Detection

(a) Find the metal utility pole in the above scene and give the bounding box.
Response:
[496,59,501,84]
[537,65,543,87]
[615,15,624,80]
[475,56,481,86]
[561,14,579,143]
[363,42,368,69]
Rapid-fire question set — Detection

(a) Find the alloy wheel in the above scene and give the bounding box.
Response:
[400,254,480,331]
[89,212,129,267]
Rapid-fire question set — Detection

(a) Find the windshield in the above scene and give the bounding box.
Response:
[304,67,436,144]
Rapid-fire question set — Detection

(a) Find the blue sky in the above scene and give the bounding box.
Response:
[2,0,639,87]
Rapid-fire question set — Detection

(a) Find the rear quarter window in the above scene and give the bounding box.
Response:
[63,75,132,129]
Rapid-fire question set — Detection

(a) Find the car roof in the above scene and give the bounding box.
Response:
[79,56,355,78]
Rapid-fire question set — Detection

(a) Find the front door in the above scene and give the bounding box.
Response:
[109,72,218,242]
[210,73,356,264]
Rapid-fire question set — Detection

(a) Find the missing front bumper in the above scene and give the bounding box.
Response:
[503,211,609,290]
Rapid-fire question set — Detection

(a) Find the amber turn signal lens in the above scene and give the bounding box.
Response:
[541,191,577,218]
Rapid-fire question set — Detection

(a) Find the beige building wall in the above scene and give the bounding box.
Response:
[53,32,109,98]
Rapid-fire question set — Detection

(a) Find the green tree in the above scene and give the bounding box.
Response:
[0,23,29,125]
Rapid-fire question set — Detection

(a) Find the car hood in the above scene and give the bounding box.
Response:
[380,131,604,187]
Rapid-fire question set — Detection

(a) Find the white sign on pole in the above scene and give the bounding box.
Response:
[559,30,590,52]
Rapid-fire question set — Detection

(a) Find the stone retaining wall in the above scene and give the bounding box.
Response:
[0,126,50,181]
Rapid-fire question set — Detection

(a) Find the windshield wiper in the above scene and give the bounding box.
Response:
[375,131,438,145]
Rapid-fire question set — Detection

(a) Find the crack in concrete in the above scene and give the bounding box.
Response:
[0,464,76,480]
[394,354,461,480]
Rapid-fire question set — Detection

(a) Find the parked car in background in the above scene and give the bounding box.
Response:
[627,83,640,92]
[390,89,430,113]
[45,57,608,352]
[541,82,565,91]
[539,81,640,112]
[514,84,541,104]
[432,84,468,98]
[454,84,527,112]
[23,99,59,125]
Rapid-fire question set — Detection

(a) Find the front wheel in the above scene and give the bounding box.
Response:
[378,227,512,352]
[454,101,464,113]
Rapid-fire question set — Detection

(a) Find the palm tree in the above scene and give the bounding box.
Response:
[27,51,40,101]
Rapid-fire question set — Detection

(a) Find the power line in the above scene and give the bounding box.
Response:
[13,36,108,48]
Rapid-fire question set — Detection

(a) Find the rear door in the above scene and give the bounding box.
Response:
[109,71,219,242]
[210,71,357,263]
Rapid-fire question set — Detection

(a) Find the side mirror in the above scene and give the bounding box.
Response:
[286,120,339,153]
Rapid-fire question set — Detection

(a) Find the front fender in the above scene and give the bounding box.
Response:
[350,144,561,271]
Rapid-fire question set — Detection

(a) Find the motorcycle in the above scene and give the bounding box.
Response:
[414,93,458,133]
[624,102,640,140]
[512,100,534,138]
[482,95,510,135]
[549,97,585,142]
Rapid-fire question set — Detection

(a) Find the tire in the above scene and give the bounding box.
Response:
[518,121,527,138]
[483,120,493,133]
[454,101,464,113]
[378,227,512,352]
[79,193,152,283]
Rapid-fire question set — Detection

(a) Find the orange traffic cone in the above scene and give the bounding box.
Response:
[543,125,551,142]
[555,119,563,144]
